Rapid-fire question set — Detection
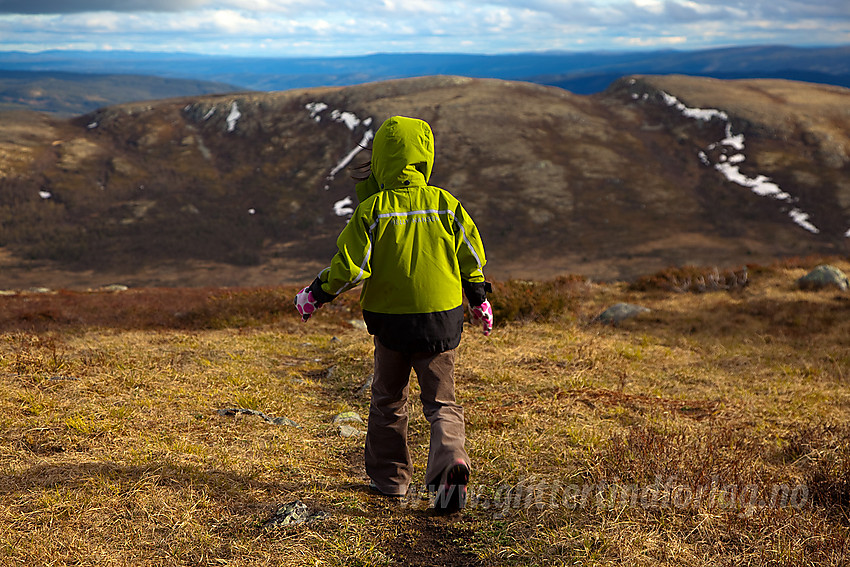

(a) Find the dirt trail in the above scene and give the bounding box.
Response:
[385,512,482,566]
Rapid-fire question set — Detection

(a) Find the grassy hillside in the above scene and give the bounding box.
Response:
[1,258,847,565]
[1,75,849,290]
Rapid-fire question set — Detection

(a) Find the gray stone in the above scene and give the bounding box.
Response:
[333,411,366,437]
[27,287,52,294]
[332,411,363,425]
[357,373,374,397]
[594,302,650,325]
[217,407,300,428]
[262,500,329,529]
[797,264,849,291]
[338,424,366,438]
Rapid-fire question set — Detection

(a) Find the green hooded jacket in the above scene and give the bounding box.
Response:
[312,116,487,351]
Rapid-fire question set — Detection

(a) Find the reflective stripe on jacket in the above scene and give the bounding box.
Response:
[315,116,487,351]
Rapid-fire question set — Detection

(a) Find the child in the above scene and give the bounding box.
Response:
[294,115,492,513]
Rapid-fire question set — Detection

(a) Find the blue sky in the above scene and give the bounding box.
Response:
[0,0,847,56]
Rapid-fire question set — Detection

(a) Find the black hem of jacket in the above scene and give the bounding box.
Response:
[362,306,464,354]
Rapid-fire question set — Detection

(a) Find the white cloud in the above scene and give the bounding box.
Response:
[68,12,124,31]
[0,0,328,14]
[210,9,261,34]
[633,0,664,15]
[620,35,688,47]
[370,0,442,15]
[0,0,847,56]
[482,8,514,31]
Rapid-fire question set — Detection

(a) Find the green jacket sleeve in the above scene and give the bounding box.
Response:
[318,207,373,297]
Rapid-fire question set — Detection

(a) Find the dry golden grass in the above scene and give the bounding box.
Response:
[1,260,849,565]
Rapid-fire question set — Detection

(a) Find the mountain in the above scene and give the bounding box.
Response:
[535,45,850,93]
[1,45,848,95]
[0,70,243,116]
[0,74,848,289]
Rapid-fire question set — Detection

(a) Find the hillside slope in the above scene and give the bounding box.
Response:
[0,75,848,289]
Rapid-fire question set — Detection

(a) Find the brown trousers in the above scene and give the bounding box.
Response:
[365,337,469,496]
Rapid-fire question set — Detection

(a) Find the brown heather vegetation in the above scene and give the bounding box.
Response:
[1,257,849,566]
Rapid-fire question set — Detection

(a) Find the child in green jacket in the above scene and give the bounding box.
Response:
[295,115,492,513]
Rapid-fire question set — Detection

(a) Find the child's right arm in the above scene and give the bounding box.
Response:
[293,207,374,321]
[323,209,375,296]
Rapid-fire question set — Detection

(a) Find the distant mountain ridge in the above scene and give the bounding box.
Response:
[0,44,848,100]
[0,70,243,116]
[0,74,847,289]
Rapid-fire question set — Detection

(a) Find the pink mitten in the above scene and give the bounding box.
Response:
[294,286,321,322]
[469,299,494,336]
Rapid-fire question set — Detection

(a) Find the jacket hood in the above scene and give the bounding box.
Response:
[371,116,434,191]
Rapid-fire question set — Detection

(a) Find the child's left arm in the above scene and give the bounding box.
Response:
[453,202,494,335]
[453,202,486,286]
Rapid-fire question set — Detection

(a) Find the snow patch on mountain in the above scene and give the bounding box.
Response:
[328,129,374,182]
[305,102,375,215]
[305,102,328,121]
[226,102,241,132]
[333,197,355,217]
[660,92,728,122]
[660,91,820,235]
